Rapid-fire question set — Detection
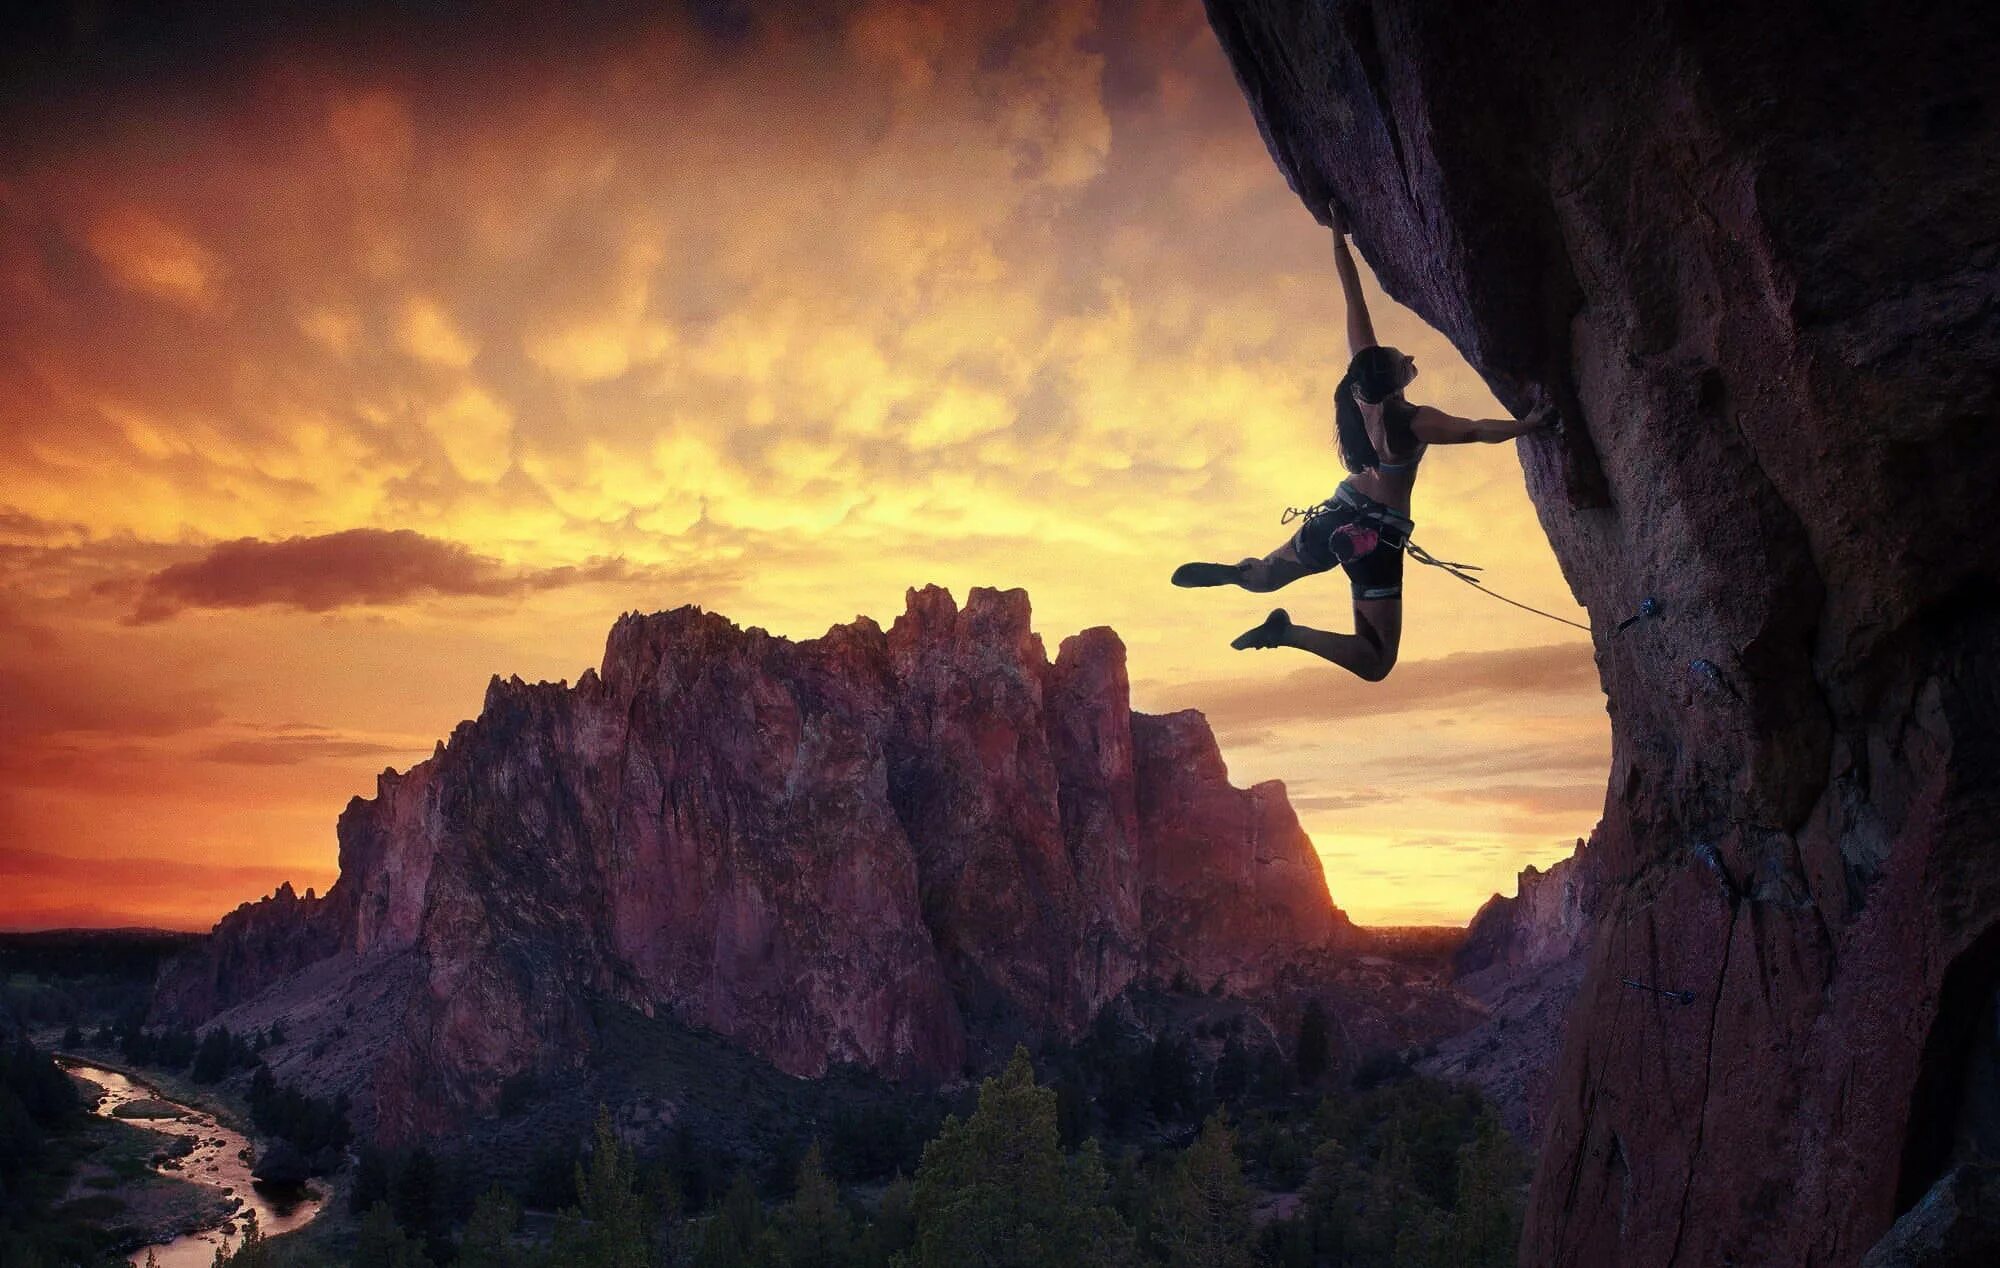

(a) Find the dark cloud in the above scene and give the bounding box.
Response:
[197,733,414,766]
[1152,643,1602,730]
[1,1,689,119]
[127,528,662,622]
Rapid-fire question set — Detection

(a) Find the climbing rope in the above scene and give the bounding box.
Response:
[1404,537,1595,634]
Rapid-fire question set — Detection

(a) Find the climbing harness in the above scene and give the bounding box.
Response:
[1283,493,1592,633]
[1615,596,1663,632]
[1620,977,1697,1005]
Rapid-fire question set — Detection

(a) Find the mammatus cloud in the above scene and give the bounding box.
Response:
[127,529,674,622]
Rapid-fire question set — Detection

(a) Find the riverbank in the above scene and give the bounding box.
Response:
[60,1057,327,1267]
[40,1072,232,1259]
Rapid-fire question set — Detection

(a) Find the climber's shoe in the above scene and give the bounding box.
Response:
[1172,561,1244,588]
[1231,608,1292,651]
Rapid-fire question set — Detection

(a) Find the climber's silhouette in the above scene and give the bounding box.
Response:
[1172,201,1554,681]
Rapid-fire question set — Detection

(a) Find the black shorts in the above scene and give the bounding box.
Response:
[1291,492,1409,601]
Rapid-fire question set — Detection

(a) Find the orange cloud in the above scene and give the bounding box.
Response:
[86,207,222,307]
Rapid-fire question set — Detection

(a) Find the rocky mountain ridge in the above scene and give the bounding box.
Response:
[157,586,1377,1140]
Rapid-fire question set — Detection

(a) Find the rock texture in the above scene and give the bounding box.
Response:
[157,587,1352,1139]
[1204,2,2000,1264]
[1859,1166,2000,1268]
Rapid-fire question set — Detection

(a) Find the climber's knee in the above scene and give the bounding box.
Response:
[1356,651,1397,683]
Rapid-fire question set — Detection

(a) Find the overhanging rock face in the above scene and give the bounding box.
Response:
[1202,2,2000,1264]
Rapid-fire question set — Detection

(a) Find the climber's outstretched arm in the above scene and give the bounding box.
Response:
[1411,404,1555,445]
[1329,201,1377,357]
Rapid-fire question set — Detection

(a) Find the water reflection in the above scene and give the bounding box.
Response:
[61,1059,325,1268]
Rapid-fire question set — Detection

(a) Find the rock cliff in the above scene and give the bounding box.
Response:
[157,587,1354,1139]
[1420,837,1596,1146]
[1204,1,2000,1263]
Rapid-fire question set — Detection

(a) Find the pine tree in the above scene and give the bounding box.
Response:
[1392,1202,1451,1268]
[551,1109,653,1268]
[1300,1136,1359,1262]
[1295,1001,1331,1086]
[1160,1111,1254,1268]
[458,1186,523,1268]
[191,1025,234,1084]
[687,1169,777,1268]
[353,1202,427,1268]
[350,1145,392,1215]
[390,1147,443,1252]
[775,1143,853,1268]
[1212,1034,1249,1106]
[856,1175,914,1267]
[908,1047,1135,1268]
[1446,1116,1524,1267]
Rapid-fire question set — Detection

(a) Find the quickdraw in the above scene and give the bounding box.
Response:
[1621,977,1698,1005]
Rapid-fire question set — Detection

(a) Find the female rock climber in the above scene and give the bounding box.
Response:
[1171,201,1554,681]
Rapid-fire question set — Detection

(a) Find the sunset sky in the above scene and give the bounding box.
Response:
[0,1,1605,930]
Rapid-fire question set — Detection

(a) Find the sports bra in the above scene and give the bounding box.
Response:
[1375,448,1424,474]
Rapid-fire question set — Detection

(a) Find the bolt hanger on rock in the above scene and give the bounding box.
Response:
[1615,596,1663,632]
[1621,977,1698,1005]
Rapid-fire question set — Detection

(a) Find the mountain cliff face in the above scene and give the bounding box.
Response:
[1419,838,1597,1146]
[1203,2,2000,1264]
[157,586,1353,1139]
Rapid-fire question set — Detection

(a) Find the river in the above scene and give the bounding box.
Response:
[60,1059,325,1268]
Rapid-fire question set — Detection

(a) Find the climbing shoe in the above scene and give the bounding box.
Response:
[1172,561,1244,588]
[1231,608,1292,650]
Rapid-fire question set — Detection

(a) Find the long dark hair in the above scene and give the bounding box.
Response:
[1335,345,1417,473]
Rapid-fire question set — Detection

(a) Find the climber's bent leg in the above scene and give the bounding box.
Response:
[1265,544,1405,679]
[1350,597,1403,679]
[1279,608,1399,681]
